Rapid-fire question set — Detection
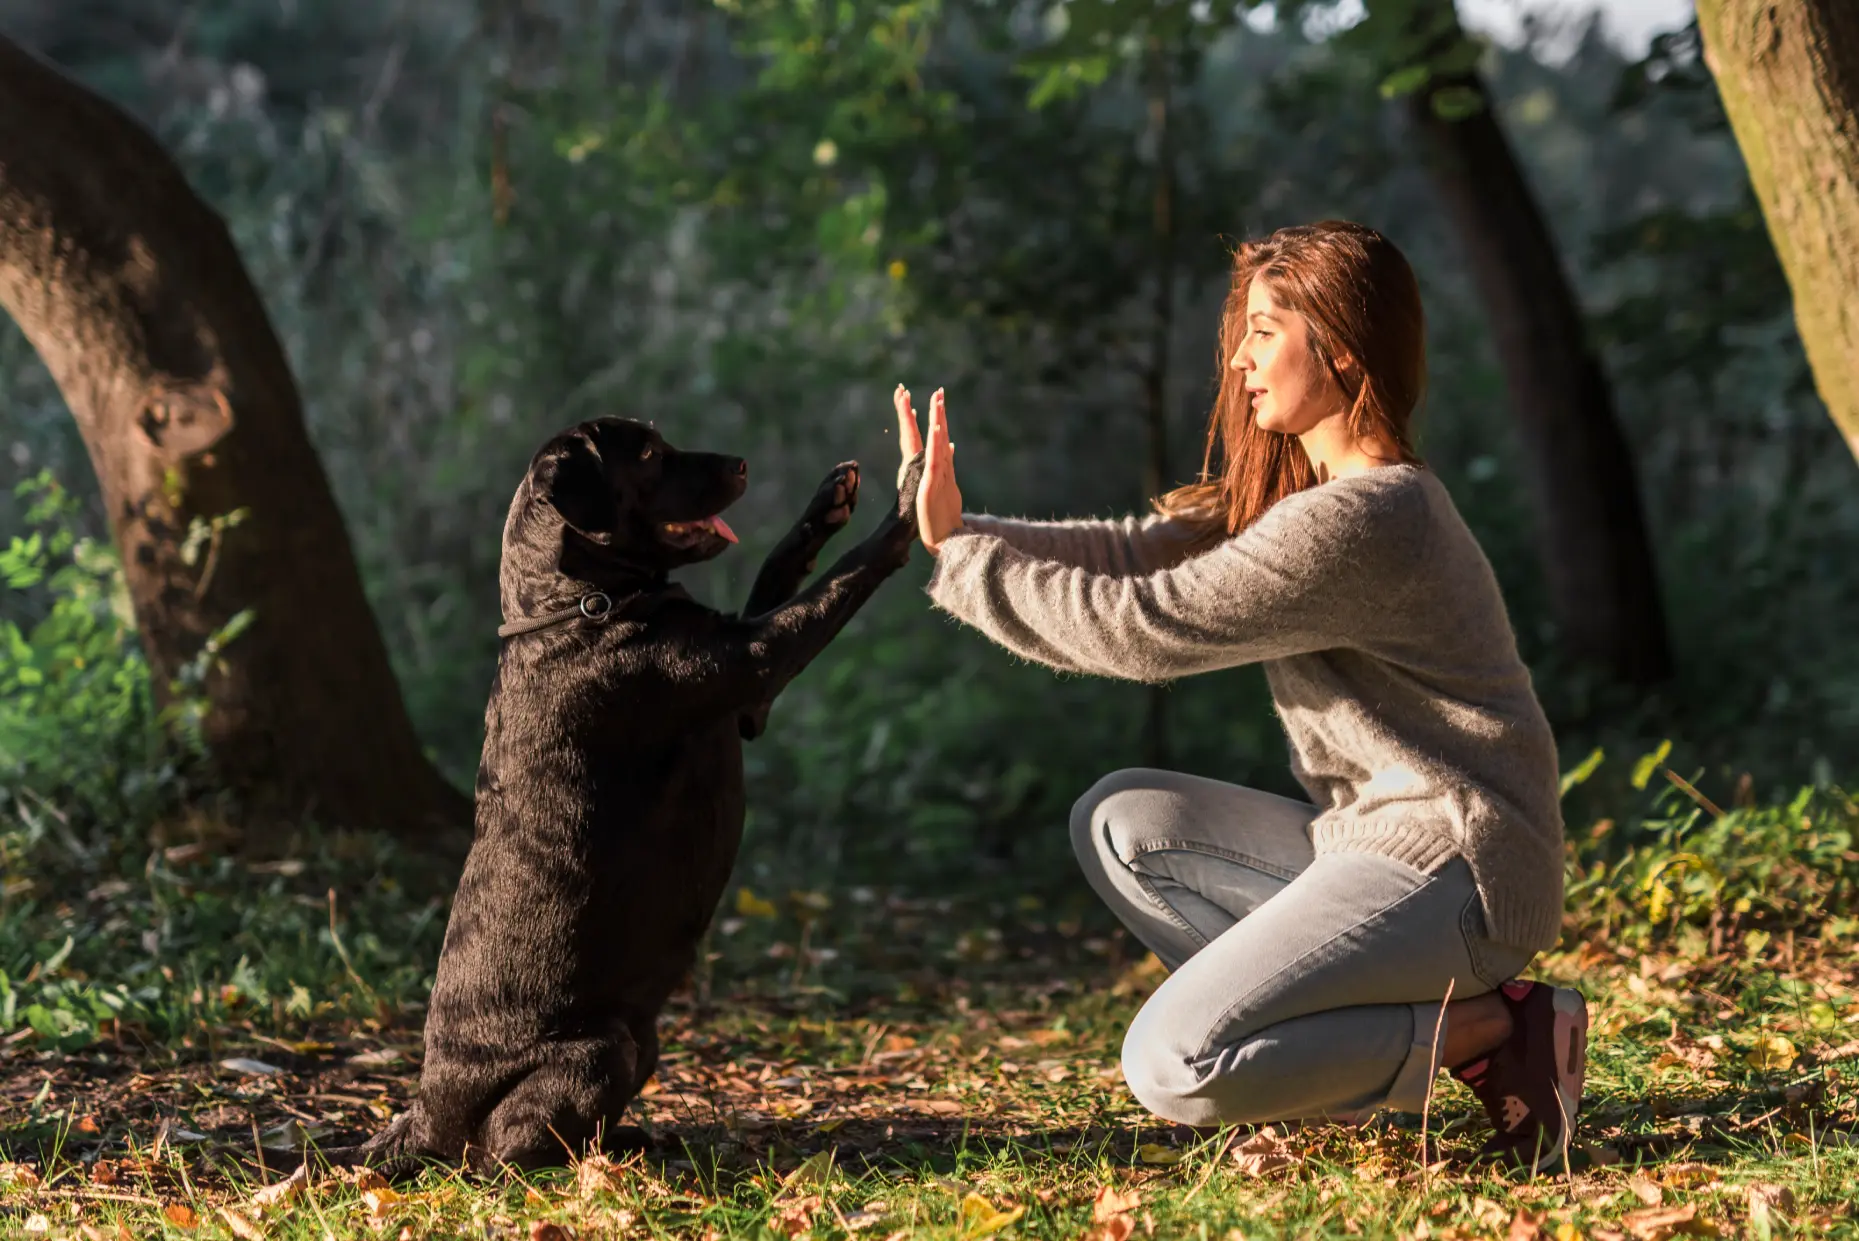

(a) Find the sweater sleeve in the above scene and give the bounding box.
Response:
[927,481,1425,683]
[959,512,1203,576]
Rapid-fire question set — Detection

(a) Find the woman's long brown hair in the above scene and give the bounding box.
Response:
[1157,220,1428,541]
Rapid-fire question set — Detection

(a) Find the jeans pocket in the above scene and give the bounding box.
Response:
[1458,888,1519,991]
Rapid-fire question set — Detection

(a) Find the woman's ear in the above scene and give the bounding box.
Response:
[536,430,616,542]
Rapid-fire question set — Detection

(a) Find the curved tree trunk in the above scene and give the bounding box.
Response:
[1697,1,1859,464]
[1376,0,1673,685]
[0,36,468,835]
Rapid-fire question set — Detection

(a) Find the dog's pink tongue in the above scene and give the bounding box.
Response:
[704,514,738,544]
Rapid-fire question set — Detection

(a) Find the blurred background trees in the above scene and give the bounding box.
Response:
[0,0,1852,889]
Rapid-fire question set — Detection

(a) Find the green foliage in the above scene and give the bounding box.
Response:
[0,474,209,839]
[1569,744,1859,953]
[0,828,444,1053]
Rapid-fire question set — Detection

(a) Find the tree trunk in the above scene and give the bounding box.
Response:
[1382,1,1673,685]
[0,36,468,835]
[1697,0,1859,464]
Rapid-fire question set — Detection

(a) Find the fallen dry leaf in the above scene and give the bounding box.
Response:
[1621,1204,1716,1241]
[78,1224,135,1241]
[576,1152,624,1197]
[363,1185,403,1224]
[163,1203,200,1229]
[959,1191,1026,1237]
[1656,1163,1721,1190]
[1230,1129,1300,1178]
[249,1165,309,1209]
[1093,1187,1142,1222]
[1354,1154,1396,1181]
[218,1057,284,1077]
[1507,1209,1547,1241]
[770,1194,823,1238]
[347,1048,403,1069]
[1628,1177,1664,1206]
[781,1149,836,1191]
[1745,1183,1794,1226]
[218,1208,265,1241]
[0,1162,42,1187]
[1135,1142,1182,1166]
[1745,1034,1798,1073]
[1470,1198,1510,1231]
[1659,1023,1720,1074]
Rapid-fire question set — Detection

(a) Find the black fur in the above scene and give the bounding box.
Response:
[331,417,921,1176]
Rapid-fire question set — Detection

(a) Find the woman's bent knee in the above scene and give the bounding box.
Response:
[1120,1026,1220,1127]
[1121,998,1292,1128]
[1070,768,1171,866]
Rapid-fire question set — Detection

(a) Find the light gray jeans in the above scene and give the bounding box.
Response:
[1072,768,1535,1127]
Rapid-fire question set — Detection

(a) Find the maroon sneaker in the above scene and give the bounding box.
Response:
[1451,980,1588,1173]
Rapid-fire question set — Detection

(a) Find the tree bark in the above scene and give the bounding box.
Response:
[0,36,468,835]
[1382,1,1673,685]
[1697,0,1859,464]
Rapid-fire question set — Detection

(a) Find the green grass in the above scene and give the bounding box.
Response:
[3,781,1859,1239]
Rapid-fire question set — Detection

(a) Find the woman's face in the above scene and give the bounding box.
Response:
[1230,276,1345,436]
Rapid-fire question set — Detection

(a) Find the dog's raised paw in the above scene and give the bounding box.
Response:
[811,461,860,529]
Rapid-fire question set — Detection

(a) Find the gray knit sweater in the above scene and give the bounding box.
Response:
[925,465,1565,951]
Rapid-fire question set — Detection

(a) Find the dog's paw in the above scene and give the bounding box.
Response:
[807,461,859,530]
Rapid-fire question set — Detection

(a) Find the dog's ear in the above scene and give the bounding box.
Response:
[535,430,615,541]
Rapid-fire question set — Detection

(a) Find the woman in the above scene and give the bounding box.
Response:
[893,220,1585,1172]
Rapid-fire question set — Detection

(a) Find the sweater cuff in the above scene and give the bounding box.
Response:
[923,526,989,608]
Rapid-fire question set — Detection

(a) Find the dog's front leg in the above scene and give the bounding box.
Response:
[644,455,923,733]
[739,462,858,740]
[733,454,922,705]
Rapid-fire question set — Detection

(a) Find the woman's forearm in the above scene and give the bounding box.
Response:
[959,512,1201,576]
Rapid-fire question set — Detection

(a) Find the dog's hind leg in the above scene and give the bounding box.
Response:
[591,1019,654,1154]
[478,1031,651,1171]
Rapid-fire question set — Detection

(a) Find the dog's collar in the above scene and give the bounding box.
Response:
[497,591,614,639]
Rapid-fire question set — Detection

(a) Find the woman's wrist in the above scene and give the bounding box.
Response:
[924,518,966,556]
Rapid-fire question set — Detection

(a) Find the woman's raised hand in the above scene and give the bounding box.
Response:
[893,384,964,554]
[893,384,924,491]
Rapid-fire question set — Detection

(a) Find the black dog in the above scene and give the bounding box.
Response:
[343,416,922,1174]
